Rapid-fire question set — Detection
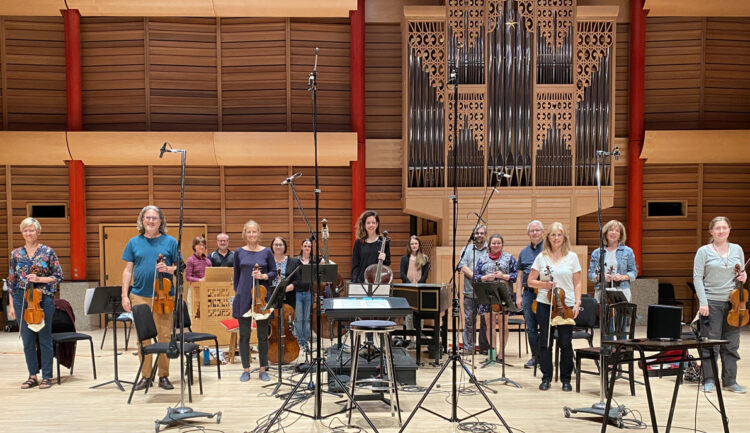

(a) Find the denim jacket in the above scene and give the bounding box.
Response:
[587,245,637,290]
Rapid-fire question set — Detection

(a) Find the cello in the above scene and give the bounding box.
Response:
[311,218,346,339]
[364,231,393,284]
[727,263,749,328]
[268,300,299,364]
[153,254,175,315]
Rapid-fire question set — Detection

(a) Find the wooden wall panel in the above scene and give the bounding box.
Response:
[3,17,66,130]
[365,23,402,139]
[644,17,703,130]
[289,19,351,132]
[366,167,411,281]
[220,18,288,131]
[701,164,750,249]
[703,18,750,129]
[9,166,70,278]
[85,166,150,282]
[81,18,147,130]
[615,23,629,137]
[148,18,218,131]
[0,166,7,277]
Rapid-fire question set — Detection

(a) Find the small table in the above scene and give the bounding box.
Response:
[602,338,729,433]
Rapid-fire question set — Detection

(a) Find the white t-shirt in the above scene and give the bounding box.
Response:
[532,251,582,307]
[604,249,617,277]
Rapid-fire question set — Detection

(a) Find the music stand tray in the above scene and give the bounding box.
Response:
[301,264,338,285]
[88,286,133,391]
[473,281,520,313]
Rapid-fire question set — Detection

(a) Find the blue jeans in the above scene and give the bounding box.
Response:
[12,291,55,379]
[522,289,539,357]
[295,291,312,347]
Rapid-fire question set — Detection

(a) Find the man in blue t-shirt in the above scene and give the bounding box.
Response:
[121,205,179,391]
[515,220,544,368]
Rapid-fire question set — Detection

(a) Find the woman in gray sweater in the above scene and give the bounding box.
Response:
[693,216,747,393]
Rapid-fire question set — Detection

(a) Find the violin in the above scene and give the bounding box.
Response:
[244,264,273,320]
[312,218,347,339]
[268,302,300,364]
[491,260,504,313]
[544,265,575,325]
[364,231,393,284]
[727,263,749,328]
[153,254,175,315]
[23,265,44,326]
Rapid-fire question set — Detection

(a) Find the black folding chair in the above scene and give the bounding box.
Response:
[127,304,201,404]
[51,305,97,385]
[174,300,221,379]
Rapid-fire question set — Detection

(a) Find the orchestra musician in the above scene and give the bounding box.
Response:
[294,238,314,353]
[527,222,582,392]
[515,220,544,368]
[399,235,430,347]
[351,210,391,284]
[475,234,518,359]
[459,225,490,355]
[233,220,277,382]
[693,216,747,394]
[587,219,637,303]
[6,217,63,390]
[208,232,234,267]
[185,236,211,315]
[271,236,297,308]
[121,205,179,391]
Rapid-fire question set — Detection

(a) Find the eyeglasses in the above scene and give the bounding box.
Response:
[144,216,160,221]
[529,229,543,233]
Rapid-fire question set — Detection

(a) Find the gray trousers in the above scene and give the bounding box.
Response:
[700,300,741,386]
[463,295,489,351]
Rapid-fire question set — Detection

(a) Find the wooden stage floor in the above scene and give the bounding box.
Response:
[0,325,746,433]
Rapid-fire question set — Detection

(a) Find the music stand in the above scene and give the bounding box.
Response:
[263,264,302,396]
[89,286,133,391]
[605,289,628,304]
[301,263,338,360]
[473,281,521,388]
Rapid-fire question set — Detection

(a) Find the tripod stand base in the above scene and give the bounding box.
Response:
[563,403,626,429]
[90,378,133,392]
[482,376,521,389]
[155,407,221,432]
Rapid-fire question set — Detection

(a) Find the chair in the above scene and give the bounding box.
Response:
[174,300,221,379]
[507,312,527,357]
[685,282,698,320]
[51,304,97,385]
[127,304,202,404]
[100,312,133,351]
[658,283,685,319]
[575,302,637,396]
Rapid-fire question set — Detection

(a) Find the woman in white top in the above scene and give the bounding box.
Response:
[693,216,746,393]
[527,222,582,392]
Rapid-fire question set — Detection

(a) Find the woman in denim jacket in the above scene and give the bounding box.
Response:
[588,219,638,302]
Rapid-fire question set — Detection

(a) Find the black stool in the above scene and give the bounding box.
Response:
[347,320,402,426]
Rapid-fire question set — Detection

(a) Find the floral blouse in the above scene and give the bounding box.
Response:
[7,244,63,296]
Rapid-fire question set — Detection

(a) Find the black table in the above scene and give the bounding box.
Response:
[602,338,729,433]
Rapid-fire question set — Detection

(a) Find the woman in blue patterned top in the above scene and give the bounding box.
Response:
[7,217,63,390]
[233,220,277,382]
[474,233,518,360]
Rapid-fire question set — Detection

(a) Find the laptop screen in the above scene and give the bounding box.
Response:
[647,304,683,340]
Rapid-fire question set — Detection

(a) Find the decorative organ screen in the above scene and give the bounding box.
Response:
[405,0,615,189]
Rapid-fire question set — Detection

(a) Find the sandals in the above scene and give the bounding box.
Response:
[21,377,38,389]
[39,378,52,389]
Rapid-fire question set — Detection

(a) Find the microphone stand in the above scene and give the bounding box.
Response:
[399,41,511,433]
[565,148,626,425]
[263,264,302,396]
[264,48,377,433]
[156,146,220,431]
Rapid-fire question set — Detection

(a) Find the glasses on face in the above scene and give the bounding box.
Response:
[144,216,160,222]
[529,229,542,233]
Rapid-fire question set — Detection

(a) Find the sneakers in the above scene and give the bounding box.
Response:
[259,371,271,381]
[724,383,746,394]
[524,357,536,369]
[240,371,251,382]
[703,381,715,393]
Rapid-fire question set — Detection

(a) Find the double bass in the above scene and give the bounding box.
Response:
[268,297,299,364]
[364,231,393,284]
[311,218,346,339]
[728,263,749,327]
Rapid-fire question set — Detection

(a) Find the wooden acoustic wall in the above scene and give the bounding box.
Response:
[365,23,402,139]
[3,165,411,285]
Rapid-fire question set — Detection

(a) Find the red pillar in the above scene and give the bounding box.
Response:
[628,0,646,268]
[64,9,87,280]
[350,0,366,242]
[64,9,82,131]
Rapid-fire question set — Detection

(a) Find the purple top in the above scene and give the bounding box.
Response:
[232,247,277,318]
[185,253,212,282]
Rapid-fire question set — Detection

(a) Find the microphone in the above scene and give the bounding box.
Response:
[159,142,168,158]
[281,172,302,185]
[313,47,319,73]
[596,147,621,160]
[495,172,512,179]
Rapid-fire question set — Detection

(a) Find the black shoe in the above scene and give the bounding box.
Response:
[133,377,152,391]
[562,382,572,392]
[539,380,550,391]
[158,376,174,390]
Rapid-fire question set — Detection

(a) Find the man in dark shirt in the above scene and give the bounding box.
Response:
[515,220,544,368]
[208,232,234,267]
